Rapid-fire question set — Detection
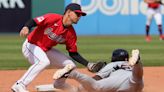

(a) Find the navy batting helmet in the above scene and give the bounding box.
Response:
[111,49,129,62]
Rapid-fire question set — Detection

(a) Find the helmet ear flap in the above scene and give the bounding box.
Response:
[111,57,116,62]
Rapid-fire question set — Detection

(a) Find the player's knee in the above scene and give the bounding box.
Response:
[39,61,50,68]
[63,60,76,68]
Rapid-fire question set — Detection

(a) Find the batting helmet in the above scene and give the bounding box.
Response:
[111,49,129,62]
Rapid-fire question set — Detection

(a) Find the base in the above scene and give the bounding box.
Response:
[35,84,61,92]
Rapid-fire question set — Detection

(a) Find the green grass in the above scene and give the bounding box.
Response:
[0,34,164,70]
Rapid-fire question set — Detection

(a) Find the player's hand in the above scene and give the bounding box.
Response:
[20,26,29,37]
[87,61,107,73]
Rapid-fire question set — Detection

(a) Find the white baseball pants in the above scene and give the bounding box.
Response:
[17,39,76,87]
[146,7,162,25]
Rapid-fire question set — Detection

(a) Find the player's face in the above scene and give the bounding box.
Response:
[69,11,82,24]
[63,10,82,27]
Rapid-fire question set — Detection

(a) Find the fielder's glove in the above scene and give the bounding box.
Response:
[87,61,107,73]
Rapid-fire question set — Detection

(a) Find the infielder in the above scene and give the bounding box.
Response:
[11,3,106,92]
[54,49,144,92]
[144,0,164,42]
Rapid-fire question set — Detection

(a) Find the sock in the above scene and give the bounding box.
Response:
[158,25,163,36]
[146,25,150,36]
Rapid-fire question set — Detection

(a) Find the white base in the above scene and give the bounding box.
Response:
[35,84,61,92]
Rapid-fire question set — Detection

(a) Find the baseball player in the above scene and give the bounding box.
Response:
[144,0,164,42]
[53,49,144,92]
[11,3,106,92]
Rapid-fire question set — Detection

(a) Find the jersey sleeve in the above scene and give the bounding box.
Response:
[34,15,46,26]
[65,27,77,52]
[96,63,119,78]
[33,13,57,26]
[96,62,131,78]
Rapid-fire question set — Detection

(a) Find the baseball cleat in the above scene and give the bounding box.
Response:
[11,82,29,92]
[129,49,140,66]
[145,36,151,42]
[53,64,75,80]
[159,35,164,40]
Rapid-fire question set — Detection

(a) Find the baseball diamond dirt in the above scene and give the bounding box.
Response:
[0,67,164,92]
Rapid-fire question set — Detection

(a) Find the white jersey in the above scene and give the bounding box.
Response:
[96,61,143,92]
[69,61,144,92]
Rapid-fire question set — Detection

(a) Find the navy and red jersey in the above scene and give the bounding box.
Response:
[27,13,77,52]
[148,2,160,9]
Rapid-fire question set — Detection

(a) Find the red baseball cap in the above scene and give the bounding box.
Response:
[65,3,87,16]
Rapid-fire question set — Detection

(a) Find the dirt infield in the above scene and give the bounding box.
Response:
[0,67,164,92]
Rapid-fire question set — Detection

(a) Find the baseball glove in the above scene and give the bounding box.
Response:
[87,61,107,73]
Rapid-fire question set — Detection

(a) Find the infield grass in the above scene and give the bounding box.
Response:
[0,34,164,70]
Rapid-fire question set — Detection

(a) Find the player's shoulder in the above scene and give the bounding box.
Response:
[41,13,63,23]
[110,61,127,65]
[44,13,63,19]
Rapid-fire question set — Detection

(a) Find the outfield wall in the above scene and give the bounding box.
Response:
[0,0,31,33]
[66,0,164,35]
[0,0,164,35]
[32,0,64,18]
[0,0,64,33]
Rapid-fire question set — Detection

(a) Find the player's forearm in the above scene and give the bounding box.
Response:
[24,19,37,30]
[132,62,143,80]
[69,52,89,66]
[20,19,37,37]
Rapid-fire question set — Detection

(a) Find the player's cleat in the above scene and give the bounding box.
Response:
[145,36,151,42]
[11,82,29,92]
[53,64,75,80]
[129,49,140,66]
[159,35,164,40]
